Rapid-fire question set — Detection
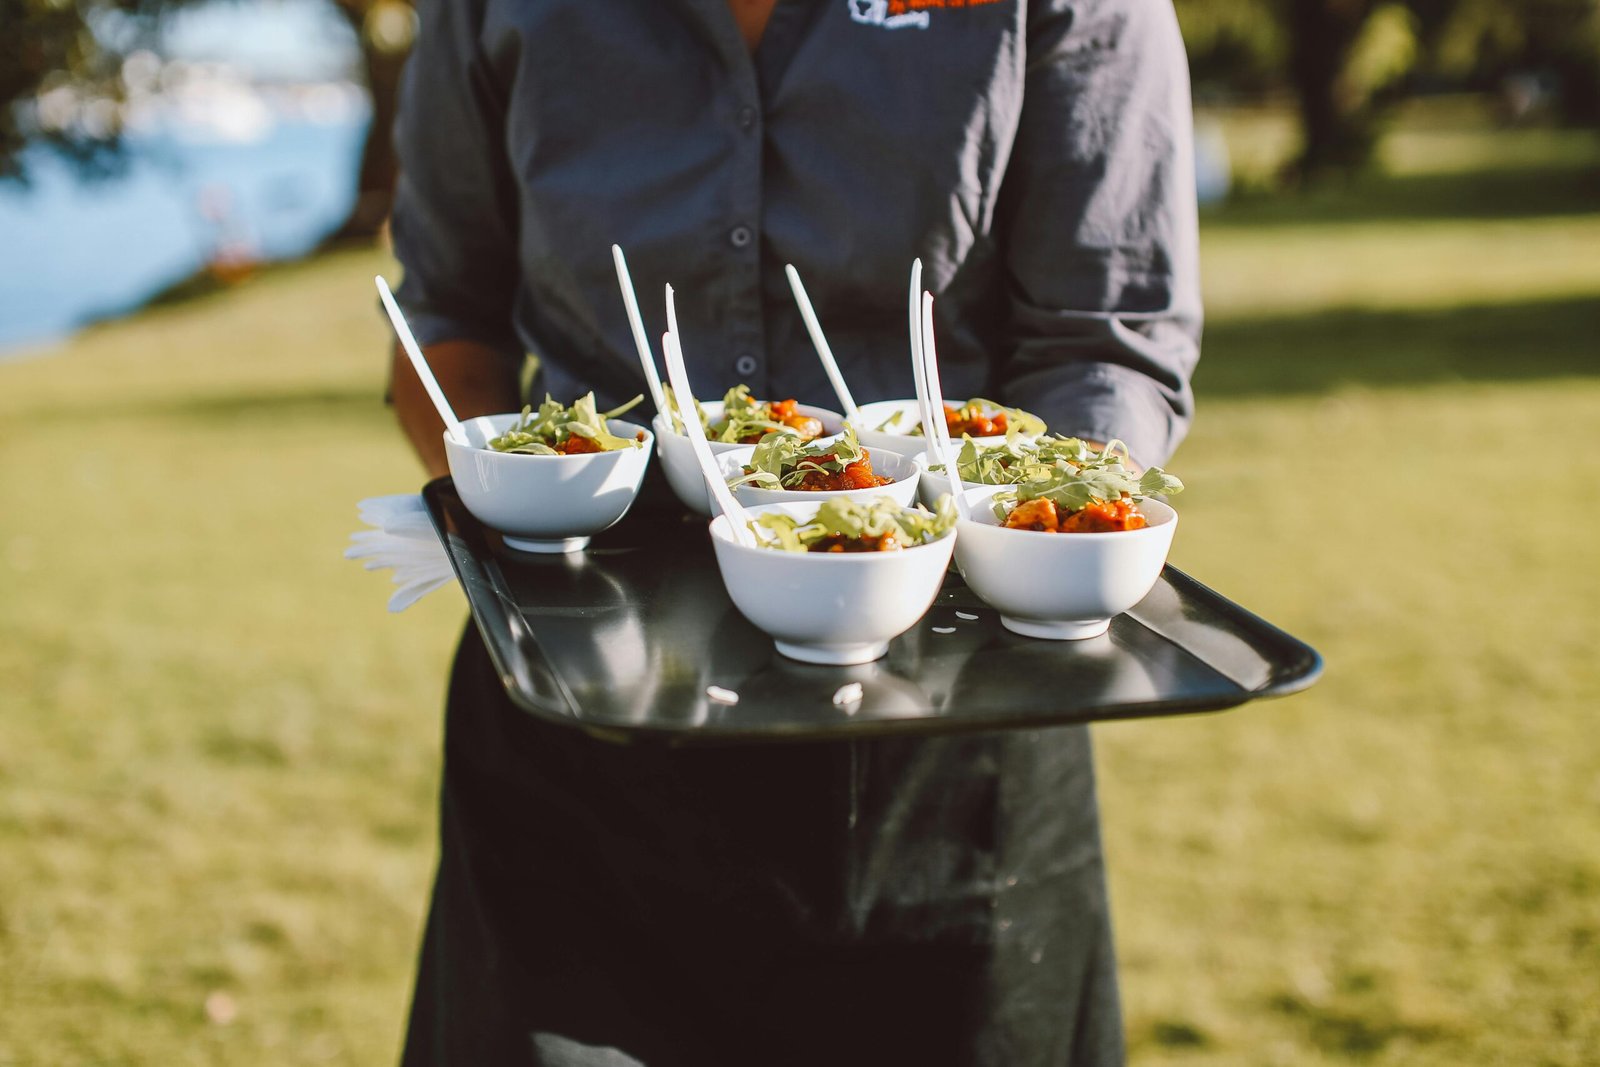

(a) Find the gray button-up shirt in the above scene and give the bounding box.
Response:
[393,0,1200,467]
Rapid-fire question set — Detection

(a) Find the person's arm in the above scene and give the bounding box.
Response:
[392,340,522,479]
[994,0,1201,469]
[388,0,524,475]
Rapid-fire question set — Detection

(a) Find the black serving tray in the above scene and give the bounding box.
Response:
[423,478,1321,745]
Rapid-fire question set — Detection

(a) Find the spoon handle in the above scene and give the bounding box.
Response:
[907,259,938,448]
[918,291,970,520]
[376,275,463,439]
[661,288,757,547]
[611,245,668,417]
[785,263,859,422]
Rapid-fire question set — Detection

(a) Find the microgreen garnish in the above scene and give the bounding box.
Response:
[661,384,710,436]
[889,398,1046,438]
[751,495,958,553]
[988,440,1183,520]
[708,385,805,443]
[727,427,868,491]
[930,434,1104,486]
[488,393,644,454]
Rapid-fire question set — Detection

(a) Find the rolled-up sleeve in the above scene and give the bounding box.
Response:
[390,0,521,357]
[994,0,1201,468]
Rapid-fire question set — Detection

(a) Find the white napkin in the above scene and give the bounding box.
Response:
[345,494,457,612]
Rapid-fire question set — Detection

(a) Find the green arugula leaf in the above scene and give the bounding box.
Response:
[706,385,808,444]
[908,397,1047,438]
[661,385,711,436]
[750,495,958,552]
[726,427,868,491]
[988,440,1184,520]
[487,393,644,454]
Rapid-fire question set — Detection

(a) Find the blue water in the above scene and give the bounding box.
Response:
[0,115,368,353]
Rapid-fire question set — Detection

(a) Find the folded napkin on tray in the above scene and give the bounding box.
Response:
[345,494,456,612]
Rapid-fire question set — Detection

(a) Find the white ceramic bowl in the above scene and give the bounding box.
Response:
[708,501,957,665]
[652,400,845,516]
[849,398,1025,459]
[911,445,995,508]
[444,413,654,553]
[717,445,921,509]
[953,485,1177,640]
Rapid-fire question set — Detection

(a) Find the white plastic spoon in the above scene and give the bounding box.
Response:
[906,258,937,442]
[784,263,859,423]
[918,290,970,519]
[907,264,945,501]
[661,290,757,547]
[376,275,464,441]
[611,244,668,417]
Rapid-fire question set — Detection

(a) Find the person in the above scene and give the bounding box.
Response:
[388,1,1199,1064]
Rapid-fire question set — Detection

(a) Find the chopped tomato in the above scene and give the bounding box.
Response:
[1004,496,1147,533]
[811,532,902,553]
[945,405,1007,438]
[1057,498,1147,532]
[1002,497,1060,531]
[779,412,824,439]
[559,434,604,455]
[791,450,894,492]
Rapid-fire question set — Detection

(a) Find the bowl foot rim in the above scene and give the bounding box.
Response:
[502,535,591,554]
[773,639,890,666]
[999,615,1112,641]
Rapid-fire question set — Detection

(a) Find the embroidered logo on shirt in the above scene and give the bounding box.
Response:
[849,0,1006,29]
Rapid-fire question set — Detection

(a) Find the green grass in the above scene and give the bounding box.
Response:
[3,111,1598,1065]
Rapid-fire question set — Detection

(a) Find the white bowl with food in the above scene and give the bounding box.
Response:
[708,496,958,665]
[849,397,1045,459]
[912,434,1108,509]
[912,447,987,508]
[717,438,921,509]
[653,391,844,516]
[445,396,654,554]
[954,484,1178,641]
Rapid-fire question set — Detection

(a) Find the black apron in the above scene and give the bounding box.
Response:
[400,622,1124,1066]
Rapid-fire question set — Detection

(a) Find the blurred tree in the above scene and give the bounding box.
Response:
[1175,0,1291,98]
[1179,0,1420,179]
[323,0,413,241]
[0,0,145,182]
[1178,0,1600,178]
[0,0,412,239]
[1412,0,1600,121]
[1285,0,1419,178]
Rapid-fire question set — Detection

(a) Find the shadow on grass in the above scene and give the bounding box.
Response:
[1206,161,1600,229]
[1198,295,1600,398]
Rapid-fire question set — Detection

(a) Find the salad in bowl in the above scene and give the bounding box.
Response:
[652,384,845,516]
[720,427,920,507]
[953,442,1184,639]
[850,397,1047,458]
[445,393,654,553]
[709,496,958,664]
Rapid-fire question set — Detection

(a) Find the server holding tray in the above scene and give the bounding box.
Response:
[386,3,1204,1064]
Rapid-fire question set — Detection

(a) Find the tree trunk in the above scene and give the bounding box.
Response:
[326,2,411,244]
[1286,0,1380,180]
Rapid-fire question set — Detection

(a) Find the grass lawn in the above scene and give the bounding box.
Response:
[2,109,1597,1064]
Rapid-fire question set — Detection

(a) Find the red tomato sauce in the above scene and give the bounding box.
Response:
[791,450,894,492]
[809,532,903,553]
[728,396,825,443]
[1002,497,1147,533]
[945,405,1006,438]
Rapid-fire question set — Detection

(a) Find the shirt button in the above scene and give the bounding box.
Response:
[736,106,757,132]
[734,353,759,377]
[729,224,753,249]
